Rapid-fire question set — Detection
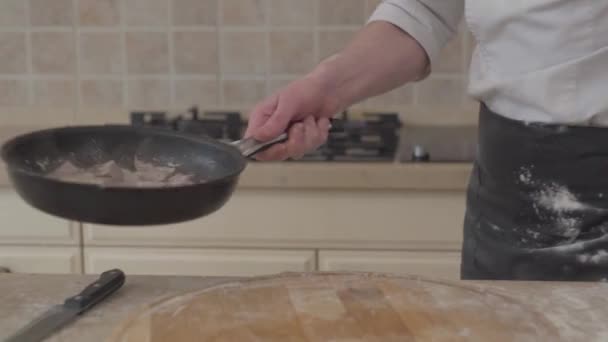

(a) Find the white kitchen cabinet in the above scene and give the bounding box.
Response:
[0,246,82,274]
[0,190,78,245]
[85,189,465,251]
[84,247,316,277]
[319,250,462,280]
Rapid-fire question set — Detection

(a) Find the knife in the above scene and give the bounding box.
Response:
[4,269,126,342]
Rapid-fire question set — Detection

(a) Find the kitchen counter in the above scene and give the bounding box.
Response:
[2,272,608,341]
[237,162,472,190]
[0,160,473,191]
[0,273,236,341]
[0,124,473,191]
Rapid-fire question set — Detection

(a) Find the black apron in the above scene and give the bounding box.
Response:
[461,103,608,281]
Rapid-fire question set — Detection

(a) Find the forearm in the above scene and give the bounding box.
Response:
[309,21,429,111]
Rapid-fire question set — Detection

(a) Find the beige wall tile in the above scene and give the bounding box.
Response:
[417,77,465,105]
[172,0,217,26]
[366,85,414,107]
[79,33,123,74]
[270,31,314,74]
[174,79,219,107]
[78,0,121,26]
[173,31,218,74]
[126,32,169,74]
[77,108,130,124]
[269,0,313,26]
[0,80,28,106]
[318,29,356,61]
[222,0,266,26]
[319,0,365,26]
[127,79,170,108]
[222,79,265,106]
[0,32,27,73]
[267,78,296,95]
[1,107,74,125]
[0,0,27,26]
[81,79,124,106]
[125,0,168,26]
[434,29,464,73]
[31,32,75,74]
[364,0,382,17]
[222,31,266,74]
[0,0,479,129]
[33,79,76,106]
[30,0,73,26]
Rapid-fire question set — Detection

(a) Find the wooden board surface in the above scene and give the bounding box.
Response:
[109,272,560,342]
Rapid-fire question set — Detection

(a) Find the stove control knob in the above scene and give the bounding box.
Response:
[412,145,430,162]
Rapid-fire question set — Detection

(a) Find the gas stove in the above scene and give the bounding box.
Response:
[130,106,402,162]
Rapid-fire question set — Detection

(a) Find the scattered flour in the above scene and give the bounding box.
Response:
[545,239,592,253]
[518,168,592,214]
[521,170,596,241]
[535,184,590,213]
[516,168,608,270]
[540,286,608,341]
[35,157,51,171]
[519,167,533,185]
[490,224,502,232]
[526,229,541,239]
[577,250,608,264]
[557,220,581,238]
[577,254,590,263]
[116,273,565,341]
[45,159,197,187]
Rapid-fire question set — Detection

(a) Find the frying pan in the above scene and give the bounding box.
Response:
[0,125,287,226]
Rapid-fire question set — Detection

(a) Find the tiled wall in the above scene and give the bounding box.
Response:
[0,0,478,127]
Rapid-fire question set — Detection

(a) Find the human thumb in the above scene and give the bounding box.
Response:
[253,100,294,142]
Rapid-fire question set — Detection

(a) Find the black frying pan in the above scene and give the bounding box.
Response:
[0,125,286,226]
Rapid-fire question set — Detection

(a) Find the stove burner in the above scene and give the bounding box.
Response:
[131,107,244,142]
[130,107,402,162]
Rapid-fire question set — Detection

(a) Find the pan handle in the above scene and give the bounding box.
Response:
[232,133,288,158]
[233,118,334,158]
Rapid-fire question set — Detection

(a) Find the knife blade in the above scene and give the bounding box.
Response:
[4,269,126,342]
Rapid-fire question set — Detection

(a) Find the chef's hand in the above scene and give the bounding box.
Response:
[244,76,338,161]
[245,21,429,161]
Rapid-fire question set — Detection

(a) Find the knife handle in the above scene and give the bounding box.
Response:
[64,269,126,313]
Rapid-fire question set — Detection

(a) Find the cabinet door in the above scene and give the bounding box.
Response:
[85,189,465,251]
[84,247,316,277]
[0,190,78,245]
[319,250,461,280]
[0,246,82,274]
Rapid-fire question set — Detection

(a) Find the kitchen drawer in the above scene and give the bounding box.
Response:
[85,189,465,250]
[0,246,82,274]
[0,190,78,245]
[84,247,316,277]
[319,250,461,280]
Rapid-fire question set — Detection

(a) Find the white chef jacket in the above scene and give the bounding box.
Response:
[369,0,608,125]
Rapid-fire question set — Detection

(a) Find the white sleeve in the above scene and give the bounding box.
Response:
[368,0,465,74]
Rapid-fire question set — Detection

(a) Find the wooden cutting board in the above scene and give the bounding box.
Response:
[108,272,560,342]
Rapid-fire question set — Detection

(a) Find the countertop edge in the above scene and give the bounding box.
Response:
[2,273,608,342]
[0,125,473,191]
[0,162,473,191]
[237,162,473,191]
